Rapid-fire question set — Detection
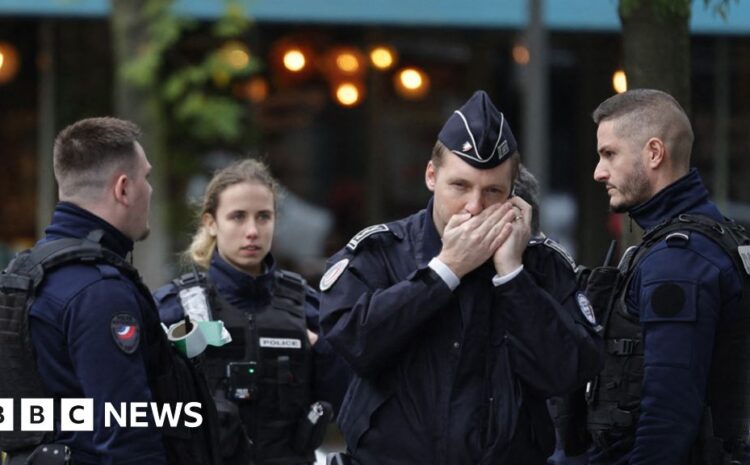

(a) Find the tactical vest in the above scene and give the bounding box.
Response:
[174,269,315,465]
[586,214,750,462]
[0,231,220,465]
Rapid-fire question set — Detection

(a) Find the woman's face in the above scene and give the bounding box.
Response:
[203,182,275,276]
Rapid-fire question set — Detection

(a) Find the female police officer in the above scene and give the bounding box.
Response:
[155,159,348,465]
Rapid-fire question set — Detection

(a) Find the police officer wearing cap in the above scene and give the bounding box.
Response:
[319,90,603,465]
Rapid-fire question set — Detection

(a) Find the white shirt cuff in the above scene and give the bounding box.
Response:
[428,257,460,291]
[492,265,524,287]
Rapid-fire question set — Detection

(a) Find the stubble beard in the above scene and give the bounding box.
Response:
[609,160,650,214]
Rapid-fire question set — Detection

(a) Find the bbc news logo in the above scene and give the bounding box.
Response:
[0,399,203,431]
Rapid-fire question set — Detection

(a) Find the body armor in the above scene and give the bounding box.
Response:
[175,269,315,465]
[0,231,220,465]
[586,214,750,463]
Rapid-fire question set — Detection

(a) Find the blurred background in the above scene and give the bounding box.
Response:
[1,0,749,289]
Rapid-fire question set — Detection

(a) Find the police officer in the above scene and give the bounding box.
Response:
[155,159,348,465]
[319,90,603,465]
[586,89,747,464]
[27,117,167,464]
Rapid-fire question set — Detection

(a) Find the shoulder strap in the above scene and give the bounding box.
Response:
[172,269,209,289]
[639,214,749,280]
[274,269,307,307]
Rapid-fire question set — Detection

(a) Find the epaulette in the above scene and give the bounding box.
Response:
[529,235,577,271]
[527,234,546,247]
[346,224,392,251]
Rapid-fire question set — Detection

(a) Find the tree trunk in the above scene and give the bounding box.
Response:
[111,0,172,289]
[617,0,691,248]
[620,0,691,112]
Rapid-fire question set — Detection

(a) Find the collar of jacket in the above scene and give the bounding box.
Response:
[208,249,276,305]
[629,168,715,231]
[416,196,443,268]
[42,201,134,258]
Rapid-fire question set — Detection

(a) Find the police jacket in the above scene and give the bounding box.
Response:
[28,202,167,465]
[319,198,603,465]
[155,251,350,463]
[588,169,744,465]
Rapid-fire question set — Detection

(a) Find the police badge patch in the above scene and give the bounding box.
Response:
[110,313,140,354]
[320,258,349,292]
[576,292,597,325]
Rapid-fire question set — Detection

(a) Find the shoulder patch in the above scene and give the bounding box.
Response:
[650,283,685,317]
[347,224,390,251]
[320,258,349,292]
[110,313,140,354]
[542,238,577,270]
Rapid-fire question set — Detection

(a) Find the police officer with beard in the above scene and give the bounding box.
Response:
[584,89,749,465]
[319,91,603,465]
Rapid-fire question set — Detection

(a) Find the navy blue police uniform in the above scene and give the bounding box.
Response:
[587,169,745,465]
[29,202,167,465]
[318,90,603,465]
[155,250,350,465]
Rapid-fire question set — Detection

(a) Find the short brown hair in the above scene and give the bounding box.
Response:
[53,117,142,198]
[592,89,693,169]
[187,158,280,268]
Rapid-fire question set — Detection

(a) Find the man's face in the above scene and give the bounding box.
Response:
[204,182,275,277]
[130,142,153,241]
[425,152,514,236]
[594,119,652,213]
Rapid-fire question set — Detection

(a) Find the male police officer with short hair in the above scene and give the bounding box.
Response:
[319,91,603,465]
[28,117,167,464]
[586,89,749,464]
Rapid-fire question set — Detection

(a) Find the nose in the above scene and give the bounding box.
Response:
[593,159,608,183]
[245,220,258,238]
[464,190,483,216]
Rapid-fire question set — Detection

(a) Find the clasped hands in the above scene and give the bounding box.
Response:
[437,197,532,279]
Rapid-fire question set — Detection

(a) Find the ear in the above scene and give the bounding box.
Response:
[425,160,437,192]
[644,137,666,169]
[202,212,217,237]
[113,173,130,206]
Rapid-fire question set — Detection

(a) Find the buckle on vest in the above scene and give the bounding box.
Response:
[607,338,639,355]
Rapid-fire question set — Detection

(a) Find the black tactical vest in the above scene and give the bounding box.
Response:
[585,214,750,462]
[178,269,314,465]
[0,231,220,465]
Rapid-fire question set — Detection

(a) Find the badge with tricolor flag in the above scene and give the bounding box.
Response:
[110,313,141,354]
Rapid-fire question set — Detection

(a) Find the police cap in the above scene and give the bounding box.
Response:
[437,90,518,169]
